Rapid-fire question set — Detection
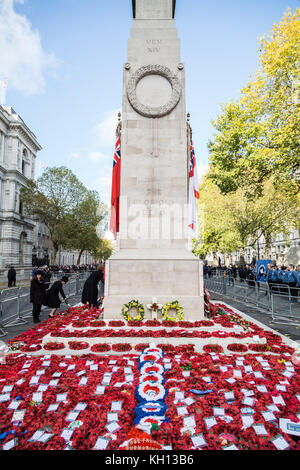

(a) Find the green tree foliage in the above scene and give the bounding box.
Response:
[90,238,114,263]
[20,166,104,263]
[209,9,300,198]
[193,173,300,262]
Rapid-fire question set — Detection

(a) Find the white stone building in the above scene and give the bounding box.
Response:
[0,105,42,268]
[205,229,300,267]
[0,105,97,281]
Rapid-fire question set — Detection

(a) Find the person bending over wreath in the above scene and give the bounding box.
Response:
[81,267,103,308]
[46,276,69,318]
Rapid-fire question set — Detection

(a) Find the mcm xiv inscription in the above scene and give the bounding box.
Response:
[146,39,162,53]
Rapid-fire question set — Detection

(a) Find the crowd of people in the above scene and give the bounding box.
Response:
[29,264,104,324]
[204,262,300,297]
[265,263,300,297]
[32,264,98,277]
[6,264,99,289]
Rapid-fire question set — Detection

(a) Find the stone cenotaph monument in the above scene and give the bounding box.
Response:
[103,0,204,320]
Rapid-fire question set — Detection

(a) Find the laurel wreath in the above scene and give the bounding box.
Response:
[121,299,145,322]
[161,300,184,322]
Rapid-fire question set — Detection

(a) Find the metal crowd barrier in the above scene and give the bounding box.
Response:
[271,294,300,326]
[204,277,300,324]
[0,271,96,338]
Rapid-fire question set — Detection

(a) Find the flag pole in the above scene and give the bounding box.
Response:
[1,80,7,106]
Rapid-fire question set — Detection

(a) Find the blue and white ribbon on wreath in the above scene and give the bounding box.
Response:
[134,402,168,425]
[139,362,165,375]
[139,352,163,367]
[143,347,164,357]
[134,346,169,428]
[135,380,167,403]
[139,373,165,385]
[135,415,169,427]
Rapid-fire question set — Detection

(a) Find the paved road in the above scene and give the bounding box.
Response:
[1,292,83,343]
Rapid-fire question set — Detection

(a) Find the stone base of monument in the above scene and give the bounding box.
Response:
[103,252,204,321]
[103,295,204,321]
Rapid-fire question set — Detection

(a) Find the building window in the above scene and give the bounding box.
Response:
[22,149,28,176]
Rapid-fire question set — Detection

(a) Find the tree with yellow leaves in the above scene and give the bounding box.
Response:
[209,8,300,198]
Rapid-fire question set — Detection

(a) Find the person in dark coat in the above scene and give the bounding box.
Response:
[46,276,69,318]
[7,266,16,288]
[30,270,46,323]
[81,269,103,308]
[43,266,52,289]
[247,266,256,287]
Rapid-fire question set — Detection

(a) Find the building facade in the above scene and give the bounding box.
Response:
[0,105,42,268]
[205,229,300,267]
[0,105,99,274]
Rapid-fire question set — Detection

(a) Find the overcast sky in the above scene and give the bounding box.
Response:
[0,0,298,206]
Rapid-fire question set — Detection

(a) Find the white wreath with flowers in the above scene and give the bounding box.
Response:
[139,362,165,376]
[136,381,167,402]
[139,373,164,385]
[139,351,162,364]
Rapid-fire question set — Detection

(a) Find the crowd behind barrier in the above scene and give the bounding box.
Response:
[0,268,102,338]
[5,264,100,289]
[204,264,300,327]
[204,263,300,291]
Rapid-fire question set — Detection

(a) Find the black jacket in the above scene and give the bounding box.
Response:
[81,271,103,306]
[46,281,66,308]
[8,268,16,281]
[30,279,46,305]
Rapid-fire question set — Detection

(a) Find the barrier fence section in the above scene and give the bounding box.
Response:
[204,275,300,326]
[0,271,99,338]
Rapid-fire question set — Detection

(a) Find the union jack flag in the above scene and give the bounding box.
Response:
[188,137,199,237]
[113,134,121,167]
[110,130,121,239]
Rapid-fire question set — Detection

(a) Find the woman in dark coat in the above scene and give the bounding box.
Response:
[30,271,46,323]
[46,276,69,318]
[81,269,103,308]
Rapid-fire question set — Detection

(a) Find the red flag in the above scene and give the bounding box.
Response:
[188,137,200,237]
[109,130,121,239]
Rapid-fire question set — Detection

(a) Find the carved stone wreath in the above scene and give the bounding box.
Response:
[127,64,182,118]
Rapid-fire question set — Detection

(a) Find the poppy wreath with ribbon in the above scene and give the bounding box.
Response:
[161,300,184,322]
[139,351,162,364]
[121,300,145,322]
[139,362,165,375]
[136,415,169,427]
[139,373,165,385]
[136,381,167,403]
[134,402,167,424]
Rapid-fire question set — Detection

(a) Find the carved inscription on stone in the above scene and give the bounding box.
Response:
[146,39,162,53]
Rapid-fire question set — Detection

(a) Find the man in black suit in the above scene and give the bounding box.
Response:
[7,266,16,288]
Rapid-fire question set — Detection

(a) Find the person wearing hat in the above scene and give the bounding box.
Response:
[46,276,69,318]
[30,270,46,323]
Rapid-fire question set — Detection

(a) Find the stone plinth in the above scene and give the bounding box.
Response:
[104,251,204,320]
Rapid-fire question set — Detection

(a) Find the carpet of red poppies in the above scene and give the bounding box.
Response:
[0,304,299,450]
